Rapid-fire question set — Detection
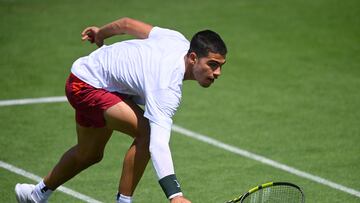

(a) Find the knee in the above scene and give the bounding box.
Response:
[133,124,150,147]
[89,153,104,164]
[135,130,150,147]
[134,136,150,153]
[77,151,104,167]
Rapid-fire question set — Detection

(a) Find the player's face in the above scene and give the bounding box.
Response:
[193,52,226,87]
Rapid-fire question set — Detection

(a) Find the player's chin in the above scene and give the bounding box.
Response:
[198,80,213,88]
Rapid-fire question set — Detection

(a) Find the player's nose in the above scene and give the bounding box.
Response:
[213,67,221,78]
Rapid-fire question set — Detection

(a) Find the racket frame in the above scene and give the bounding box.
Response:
[226,181,305,203]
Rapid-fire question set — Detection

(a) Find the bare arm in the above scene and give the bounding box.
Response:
[81,17,153,47]
[98,17,153,39]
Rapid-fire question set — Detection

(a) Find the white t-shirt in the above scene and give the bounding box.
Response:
[71,27,190,181]
[71,27,189,130]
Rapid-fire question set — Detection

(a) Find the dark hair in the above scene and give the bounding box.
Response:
[187,30,227,58]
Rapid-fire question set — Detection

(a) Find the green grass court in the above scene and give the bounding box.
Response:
[1,0,359,202]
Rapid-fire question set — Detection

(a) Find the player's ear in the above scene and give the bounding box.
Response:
[189,52,197,65]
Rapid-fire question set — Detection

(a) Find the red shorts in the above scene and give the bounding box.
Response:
[65,73,127,128]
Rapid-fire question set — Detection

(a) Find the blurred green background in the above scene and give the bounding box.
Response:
[1,0,359,202]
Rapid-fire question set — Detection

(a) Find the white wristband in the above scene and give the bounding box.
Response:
[169,192,183,200]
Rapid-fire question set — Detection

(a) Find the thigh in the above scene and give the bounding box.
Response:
[104,99,150,138]
[66,73,126,128]
[76,124,113,157]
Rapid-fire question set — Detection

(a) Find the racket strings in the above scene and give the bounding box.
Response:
[242,185,304,203]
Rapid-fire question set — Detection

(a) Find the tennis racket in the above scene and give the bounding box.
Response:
[225,182,305,203]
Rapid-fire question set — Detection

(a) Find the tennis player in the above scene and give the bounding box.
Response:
[15,17,227,203]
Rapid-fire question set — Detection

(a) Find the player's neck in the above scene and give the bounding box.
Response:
[183,55,195,81]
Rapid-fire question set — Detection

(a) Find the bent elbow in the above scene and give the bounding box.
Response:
[120,17,131,26]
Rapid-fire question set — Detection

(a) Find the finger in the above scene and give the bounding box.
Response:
[81,35,89,41]
[81,27,93,36]
[82,31,96,42]
[81,26,98,36]
[81,30,92,41]
[82,35,94,42]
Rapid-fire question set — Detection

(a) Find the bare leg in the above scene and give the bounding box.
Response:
[43,99,149,195]
[104,100,150,196]
[118,139,150,195]
[43,125,113,190]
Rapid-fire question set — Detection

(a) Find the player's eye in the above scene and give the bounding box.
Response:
[207,61,220,70]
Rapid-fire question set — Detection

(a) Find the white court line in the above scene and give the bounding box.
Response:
[0,96,67,107]
[1,96,360,199]
[172,125,360,198]
[0,160,102,203]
